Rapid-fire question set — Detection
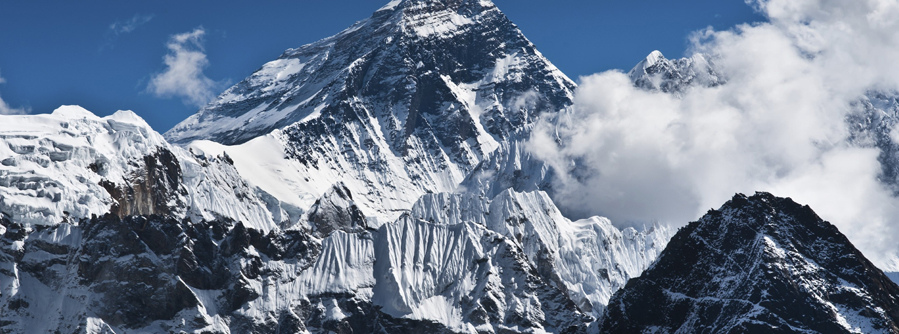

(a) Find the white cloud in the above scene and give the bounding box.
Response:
[0,69,29,115]
[109,14,154,36]
[530,0,899,268]
[102,14,154,50]
[147,27,224,108]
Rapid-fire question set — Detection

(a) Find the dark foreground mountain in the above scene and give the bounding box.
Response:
[601,192,899,333]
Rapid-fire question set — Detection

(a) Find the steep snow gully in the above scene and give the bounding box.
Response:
[2,0,899,333]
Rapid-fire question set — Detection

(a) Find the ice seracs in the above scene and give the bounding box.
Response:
[410,189,672,318]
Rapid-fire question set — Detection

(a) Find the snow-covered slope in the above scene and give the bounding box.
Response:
[0,106,286,231]
[601,193,899,333]
[166,0,576,221]
[0,106,170,225]
[5,22,898,334]
[459,140,556,200]
[24,1,899,333]
[166,0,574,146]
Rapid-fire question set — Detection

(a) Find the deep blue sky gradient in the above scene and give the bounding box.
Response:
[0,0,765,132]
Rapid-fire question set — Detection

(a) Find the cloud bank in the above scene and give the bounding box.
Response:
[530,0,899,268]
[0,70,29,115]
[147,28,224,108]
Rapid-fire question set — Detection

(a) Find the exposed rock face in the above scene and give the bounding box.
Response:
[166,0,575,147]
[601,193,899,334]
[99,148,187,218]
[0,213,330,333]
[4,97,653,333]
[0,171,673,333]
[306,182,368,237]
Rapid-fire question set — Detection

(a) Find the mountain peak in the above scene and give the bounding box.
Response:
[602,192,899,333]
[50,105,100,120]
[165,0,571,146]
[642,50,666,68]
[392,0,499,39]
[165,0,574,220]
[383,0,494,10]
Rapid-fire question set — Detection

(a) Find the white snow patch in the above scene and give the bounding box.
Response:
[301,103,327,124]
[325,298,348,321]
[254,58,307,91]
[378,0,402,12]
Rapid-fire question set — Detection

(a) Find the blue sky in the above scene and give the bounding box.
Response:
[0,0,764,132]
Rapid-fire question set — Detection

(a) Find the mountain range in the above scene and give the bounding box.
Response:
[1,0,898,333]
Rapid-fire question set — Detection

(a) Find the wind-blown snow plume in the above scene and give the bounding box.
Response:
[530,0,899,268]
[147,28,223,107]
[0,69,28,115]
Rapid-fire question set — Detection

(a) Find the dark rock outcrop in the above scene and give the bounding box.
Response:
[307,182,368,237]
[99,148,188,218]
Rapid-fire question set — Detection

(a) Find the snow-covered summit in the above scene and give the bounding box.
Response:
[165,0,576,221]
[634,50,666,71]
[165,0,572,146]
